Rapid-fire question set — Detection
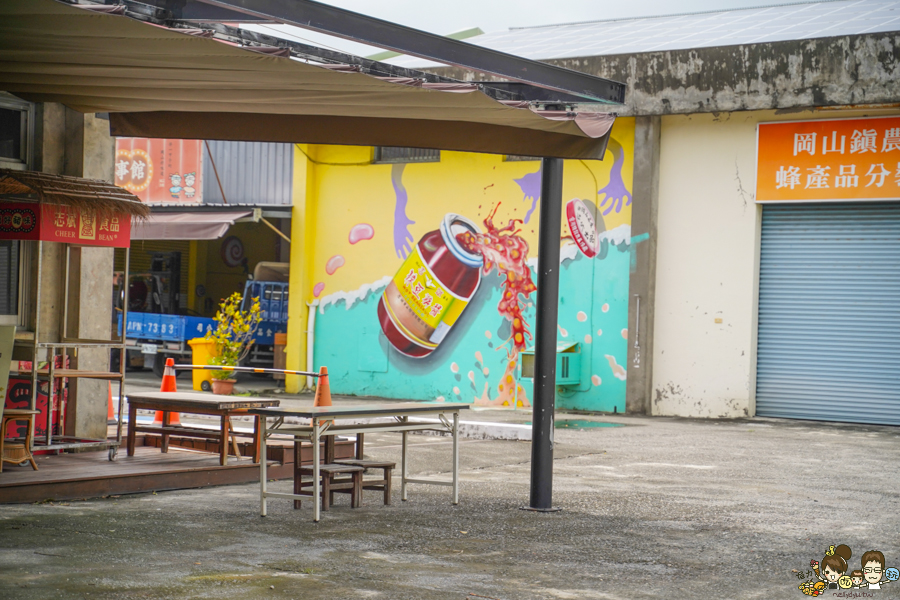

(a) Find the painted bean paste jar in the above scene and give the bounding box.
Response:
[377,214,483,357]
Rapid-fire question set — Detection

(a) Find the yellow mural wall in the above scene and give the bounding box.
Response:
[309,120,633,298]
[285,119,635,393]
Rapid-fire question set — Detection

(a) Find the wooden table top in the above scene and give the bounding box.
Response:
[126,391,280,411]
[249,402,469,419]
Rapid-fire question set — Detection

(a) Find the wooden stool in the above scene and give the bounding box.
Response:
[1,409,40,472]
[294,464,364,511]
[335,433,395,505]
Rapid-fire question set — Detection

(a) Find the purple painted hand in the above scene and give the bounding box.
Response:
[598,139,632,216]
[514,168,542,224]
[391,163,416,259]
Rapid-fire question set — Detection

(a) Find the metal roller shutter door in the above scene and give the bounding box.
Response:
[756,202,900,425]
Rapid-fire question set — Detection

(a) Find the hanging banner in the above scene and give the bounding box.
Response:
[114,137,203,204]
[757,116,900,203]
[0,202,131,247]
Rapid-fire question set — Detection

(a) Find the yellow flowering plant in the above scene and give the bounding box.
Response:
[205,292,262,380]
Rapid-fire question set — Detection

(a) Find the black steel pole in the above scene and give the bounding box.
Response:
[528,157,564,511]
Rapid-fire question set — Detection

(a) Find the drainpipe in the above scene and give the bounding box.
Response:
[306,300,318,391]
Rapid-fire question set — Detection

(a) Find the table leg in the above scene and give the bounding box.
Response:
[259,415,267,517]
[0,417,6,473]
[161,411,170,453]
[220,414,229,466]
[313,418,321,522]
[293,439,302,510]
[452,411,459,505]
[401,416,408,502]
[127,403,137,457]
[228,416,241,458]
[252,415,261,464]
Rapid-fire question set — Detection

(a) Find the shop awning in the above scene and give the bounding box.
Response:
[0,169,149,218]
[131,211,252,240]
[0,0,617,160]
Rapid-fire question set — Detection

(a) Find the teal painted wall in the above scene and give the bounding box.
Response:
[314,238,632,412]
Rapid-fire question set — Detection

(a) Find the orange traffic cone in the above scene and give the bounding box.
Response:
[153,357,181,426]
[313,366,331,407]
[107,382,116,425]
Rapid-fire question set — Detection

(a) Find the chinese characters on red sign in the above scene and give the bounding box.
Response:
[0,203,131,247]
[114,137,203,203]
[757,116,900,202]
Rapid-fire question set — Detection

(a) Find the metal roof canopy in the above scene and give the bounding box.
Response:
[142,0,625,103]
[0,0,627,513]
[2,0,621,160]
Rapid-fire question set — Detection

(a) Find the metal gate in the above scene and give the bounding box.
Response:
[756,202,900,425]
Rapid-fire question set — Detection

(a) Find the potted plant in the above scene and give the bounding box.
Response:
[205,292,262,395]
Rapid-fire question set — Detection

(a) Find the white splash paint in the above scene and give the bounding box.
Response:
[591,375,602,386]
[453,386,461,396]
[599,224,632,246]
[485,330,492,340]
[450,362,459,374]
[605,354,627,381]
[601,303,609,313]
[576,311,587,322]
[584,334,592,344]
[474,351,483,365]
[621,328,628,339]
[482,367,490,377]
[318,275,391,313]
[557,324,568,337]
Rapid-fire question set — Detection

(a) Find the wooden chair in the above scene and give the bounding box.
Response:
[1,409,40,472]
[334,433,395,506]
[292,436,364,511]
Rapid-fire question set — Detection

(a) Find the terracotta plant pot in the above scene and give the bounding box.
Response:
[211,378,237,395]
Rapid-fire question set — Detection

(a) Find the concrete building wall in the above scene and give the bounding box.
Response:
[435,33,900,117]
[651,106,895,418]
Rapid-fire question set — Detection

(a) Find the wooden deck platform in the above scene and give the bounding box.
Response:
[0,430,356,504]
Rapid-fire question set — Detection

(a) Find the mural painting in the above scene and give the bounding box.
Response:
[305,118,635,411]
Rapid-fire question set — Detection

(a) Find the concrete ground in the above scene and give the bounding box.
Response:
[2,404,900,600]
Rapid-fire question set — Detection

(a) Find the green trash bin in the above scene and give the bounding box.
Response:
[187,337,216,392]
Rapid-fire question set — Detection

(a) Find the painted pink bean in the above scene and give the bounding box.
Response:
[325,255,345,275]
[313,282,325,297]
[349,223,375,244]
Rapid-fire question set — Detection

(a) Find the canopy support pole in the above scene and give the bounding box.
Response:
[528,157,563,512]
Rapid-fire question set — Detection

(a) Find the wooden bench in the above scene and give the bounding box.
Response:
[126,392,279,466]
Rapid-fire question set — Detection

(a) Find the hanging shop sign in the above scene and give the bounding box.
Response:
[0,202,131,247]
[115,137,203,203]
[757,116,900,203]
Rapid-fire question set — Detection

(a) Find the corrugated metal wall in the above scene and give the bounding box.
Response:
[756,202,900,426]
[202,141,293,205]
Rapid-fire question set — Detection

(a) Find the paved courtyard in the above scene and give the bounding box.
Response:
[1,411,899,599]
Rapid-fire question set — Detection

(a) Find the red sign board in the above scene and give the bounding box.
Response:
[0,202,131,247]
[115,137,203,203]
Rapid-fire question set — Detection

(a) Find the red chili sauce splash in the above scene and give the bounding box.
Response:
[456,205,536,353]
